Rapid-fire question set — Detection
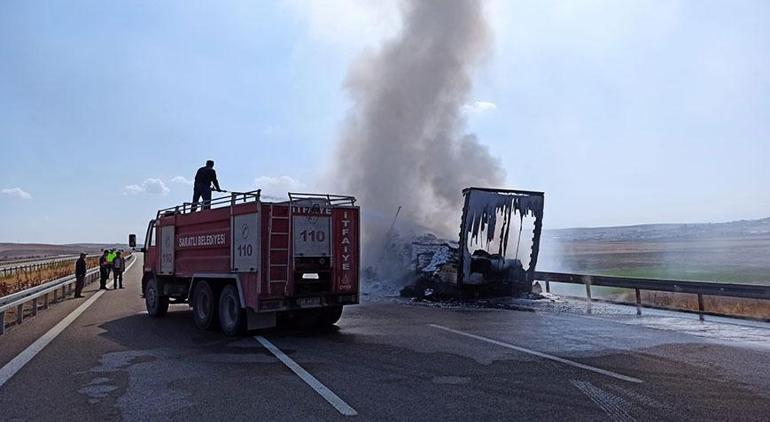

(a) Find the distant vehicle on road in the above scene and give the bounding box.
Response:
[129,190,360,336]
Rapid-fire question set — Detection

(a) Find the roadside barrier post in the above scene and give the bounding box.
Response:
[635,288,642,316]
[583,275,593,314]
[697,294,705,322]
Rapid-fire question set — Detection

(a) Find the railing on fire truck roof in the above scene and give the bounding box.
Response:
[154,190,356,218]
[288,192,357,206]
[156,189,262,218]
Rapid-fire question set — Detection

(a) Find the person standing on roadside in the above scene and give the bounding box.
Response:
[99,250,110,289]
[74,253,87,298]
[112,251,124,289]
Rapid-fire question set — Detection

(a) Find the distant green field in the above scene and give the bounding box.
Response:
[538,235,770,285]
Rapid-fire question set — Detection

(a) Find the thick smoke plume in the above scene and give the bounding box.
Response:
[336,0,505,261]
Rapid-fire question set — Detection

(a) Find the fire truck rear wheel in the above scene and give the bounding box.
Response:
[218,284,245,336]
[145,277,169,317]
[193,281,219,331]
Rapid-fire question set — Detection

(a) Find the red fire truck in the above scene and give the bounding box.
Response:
[128,190,360,336]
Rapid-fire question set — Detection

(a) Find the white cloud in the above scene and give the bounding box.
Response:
[1,187,32,200]
[123,184,144,195]
[170,176,194,185]
[123,178,170,195]
[254,176,305,200]
[284,0,400,47]
[462,101,497,114]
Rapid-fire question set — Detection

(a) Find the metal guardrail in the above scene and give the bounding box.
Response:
[0,255,85,277]
[0,256,134,335]
[0,254,78,268]
[534,271,770,321]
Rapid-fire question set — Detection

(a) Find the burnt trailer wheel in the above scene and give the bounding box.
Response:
[218,284,245,336]
[193,280,219,331]
[145,277,169,317]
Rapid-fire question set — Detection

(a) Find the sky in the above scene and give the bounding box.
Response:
[1,0,768,244]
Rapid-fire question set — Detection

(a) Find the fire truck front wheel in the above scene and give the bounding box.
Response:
[145,277,169,317]
[193,281,219,331]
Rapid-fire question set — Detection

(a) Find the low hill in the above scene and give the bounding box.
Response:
[547,217,770,242]
[0,243,127,262]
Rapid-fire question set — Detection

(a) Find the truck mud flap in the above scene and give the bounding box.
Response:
[247,309,276,330]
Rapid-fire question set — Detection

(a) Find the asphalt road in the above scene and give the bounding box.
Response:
[0,257,769,421]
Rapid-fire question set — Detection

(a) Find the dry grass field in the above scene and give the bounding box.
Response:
[0,256,100,297]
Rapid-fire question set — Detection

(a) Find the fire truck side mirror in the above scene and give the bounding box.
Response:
[128,234,137,248]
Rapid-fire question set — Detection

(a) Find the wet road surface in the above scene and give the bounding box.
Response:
[1,257,769,421]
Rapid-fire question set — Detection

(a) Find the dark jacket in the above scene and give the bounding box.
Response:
[194,166,220,191]
[113,257,124,272]
[75,258,87,277]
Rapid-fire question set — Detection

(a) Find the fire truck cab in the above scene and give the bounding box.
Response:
[129,190,360,336]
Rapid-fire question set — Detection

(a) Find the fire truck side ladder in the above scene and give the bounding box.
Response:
[267,204,290,296]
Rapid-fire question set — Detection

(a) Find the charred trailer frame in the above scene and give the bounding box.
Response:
[457,187,544,296]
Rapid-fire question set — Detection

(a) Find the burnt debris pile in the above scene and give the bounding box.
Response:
[399,187,544,299]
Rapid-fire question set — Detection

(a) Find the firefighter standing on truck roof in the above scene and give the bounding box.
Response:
[191,160,222,211]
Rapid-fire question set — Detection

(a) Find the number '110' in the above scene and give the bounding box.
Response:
[300,230,326,242]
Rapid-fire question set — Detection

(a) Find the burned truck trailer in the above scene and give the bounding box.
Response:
[129,190,360,335]
[404,187,544,298]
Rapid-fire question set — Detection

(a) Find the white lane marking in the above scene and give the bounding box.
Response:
[607,384,667,410]
[571,379,636,422]
[0,256,137,389]
[255,336,358,416]
[0,290,106,389]
[429,324,643,384]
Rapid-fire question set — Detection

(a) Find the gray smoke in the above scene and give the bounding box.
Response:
[336,0,505,258]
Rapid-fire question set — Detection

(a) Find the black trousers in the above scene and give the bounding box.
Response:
[191,184,212,211]
[100,267,109,289]
[113,270,123,288]
[75,275,85,296]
